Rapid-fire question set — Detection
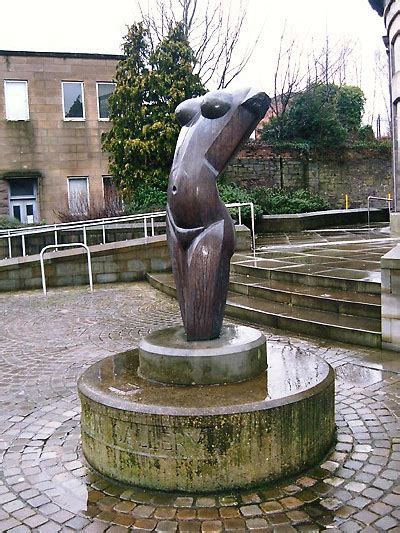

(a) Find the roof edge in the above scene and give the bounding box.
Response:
[0,50,124,61]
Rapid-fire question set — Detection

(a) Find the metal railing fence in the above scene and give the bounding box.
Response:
[0,202,256,259]
[367,196,393,228]
[40,243,94,295]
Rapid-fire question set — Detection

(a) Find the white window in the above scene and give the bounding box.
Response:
[97,82,115,120]
[68,177,89,214]
[4,80,29,121]
[62,82,85,120]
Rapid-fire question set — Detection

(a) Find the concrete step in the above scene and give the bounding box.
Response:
[147,272,382,348]
[231,260,381,295]
[230,274,381,319]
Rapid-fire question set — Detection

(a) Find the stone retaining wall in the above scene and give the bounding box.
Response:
[225,143,392,209]
[0,236,170,292]
[0,226,251,292]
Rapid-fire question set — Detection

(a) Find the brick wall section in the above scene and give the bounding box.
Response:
[0,52,121,222]
[224,143,392,209]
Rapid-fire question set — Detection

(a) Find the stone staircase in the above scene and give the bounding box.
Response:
[147,260,382,348]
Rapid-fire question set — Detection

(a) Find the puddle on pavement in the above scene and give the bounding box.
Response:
[335,363,384,386]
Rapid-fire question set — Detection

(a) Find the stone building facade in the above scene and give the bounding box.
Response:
[369,0,400,228]
[0,50,122,223]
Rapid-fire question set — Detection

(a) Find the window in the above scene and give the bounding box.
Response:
[9,178,35,197]
[4,80,29,120]
[97,82,115,120]
[393,36,400,74]
[103,176,122,208]
[62,82,85,120]
[68,177,89,214]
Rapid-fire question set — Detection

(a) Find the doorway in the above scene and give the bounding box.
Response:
[8,178,38,224]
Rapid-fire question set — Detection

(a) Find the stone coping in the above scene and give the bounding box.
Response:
[381,243,400,269]
[257,208,389,233]
[77,344,334,417]
[0,235,166,267]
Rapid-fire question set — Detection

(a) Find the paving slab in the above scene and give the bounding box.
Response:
[0,281,399,530]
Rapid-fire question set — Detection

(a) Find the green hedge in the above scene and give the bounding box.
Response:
[0,216,25,229]
[124,184,330,219]
[253,187,330,215]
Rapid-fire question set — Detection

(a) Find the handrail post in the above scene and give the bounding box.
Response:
[250,203,256,258]
[7,230,12,259]
[144,217,148,238]
[40,248,47,295]
[151,216,155,237]
[54,225,58,251]
[367,196,371,229]
[22,234,26,257]
[238,206,242,226]
[40,243,94,295]
[86,246,94,293]
[83,225,87,246]
[102,219,106,244]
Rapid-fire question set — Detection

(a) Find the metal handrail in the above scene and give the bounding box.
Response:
[367,196,393,228]
[40,243,93,295]
[1,202,257,259]
[225,202,256,258]
[0,210,166,236]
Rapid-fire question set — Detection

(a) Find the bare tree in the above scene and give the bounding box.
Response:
[370,47,391,136]
[270,26,303,124]
[270,29,358,122]
[309,35,355,88]
[137,0,260,88]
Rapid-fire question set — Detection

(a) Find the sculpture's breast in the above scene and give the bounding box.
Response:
[168,160,221,229]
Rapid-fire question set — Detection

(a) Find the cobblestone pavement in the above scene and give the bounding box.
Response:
[0,282,399,532]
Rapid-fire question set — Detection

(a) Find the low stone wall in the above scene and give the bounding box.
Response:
[256,208,389,233]
[381,245,400,352]
[0,225,251,292]
[0,236,170,292]
[225,143,392,209]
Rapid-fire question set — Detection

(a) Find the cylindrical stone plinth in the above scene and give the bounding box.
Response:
[138,325,267,385]
[78,342,335,492]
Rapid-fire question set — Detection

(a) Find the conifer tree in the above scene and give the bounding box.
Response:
[103,22,204,198]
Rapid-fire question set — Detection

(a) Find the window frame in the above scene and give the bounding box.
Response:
[4,80,29,121]
[67,176,90,213]
[62,81,86,121]
[96,82,116,121]
[102,175,113,198]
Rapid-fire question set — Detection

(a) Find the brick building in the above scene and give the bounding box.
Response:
[0,50,123,223]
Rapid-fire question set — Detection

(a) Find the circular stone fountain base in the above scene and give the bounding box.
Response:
[138,325,267,385]
[78,342,335,492]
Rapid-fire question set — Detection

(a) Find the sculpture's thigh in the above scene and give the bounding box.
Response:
[166,215,188,326]
[185,220,228,340]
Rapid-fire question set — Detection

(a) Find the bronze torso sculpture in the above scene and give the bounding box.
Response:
[167,87,270,341]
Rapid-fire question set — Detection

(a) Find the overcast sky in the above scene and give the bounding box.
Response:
[1,0,388,131]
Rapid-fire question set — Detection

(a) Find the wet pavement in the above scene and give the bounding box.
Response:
[232,224,400,287]
[0,280,399,532]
